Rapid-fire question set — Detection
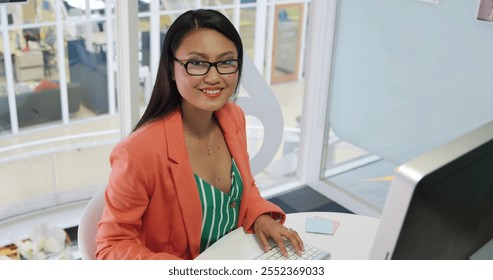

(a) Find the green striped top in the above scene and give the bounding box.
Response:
[194,159,243,253]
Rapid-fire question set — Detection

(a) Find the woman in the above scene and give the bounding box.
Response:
[95,9,303,260]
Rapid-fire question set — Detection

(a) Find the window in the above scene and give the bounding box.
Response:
[314,0,493,217]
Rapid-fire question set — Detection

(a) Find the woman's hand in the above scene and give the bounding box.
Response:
[253,214,305,258]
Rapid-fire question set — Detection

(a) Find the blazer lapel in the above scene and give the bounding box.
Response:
[215,104,251,227]
[163,110,202,258]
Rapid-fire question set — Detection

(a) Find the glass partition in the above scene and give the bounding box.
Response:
[0,0,120,221]
[271,3,303,84]
[239,7,256,58]
[0,80,12,135]
[318,0,493,215]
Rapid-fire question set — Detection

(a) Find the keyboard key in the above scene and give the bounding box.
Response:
[255,241,331,260]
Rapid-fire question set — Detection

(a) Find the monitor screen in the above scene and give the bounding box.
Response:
[370,120,493,260]
[0,0,28,5]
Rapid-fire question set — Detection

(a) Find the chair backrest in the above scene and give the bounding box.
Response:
[77,189,105,260]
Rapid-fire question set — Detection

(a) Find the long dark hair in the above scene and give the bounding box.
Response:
[133,9,244,132]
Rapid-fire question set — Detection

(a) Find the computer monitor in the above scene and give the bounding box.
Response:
[0,0,28,5]
[370,120,493,260]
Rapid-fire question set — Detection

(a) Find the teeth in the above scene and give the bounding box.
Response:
[202,89,221,95]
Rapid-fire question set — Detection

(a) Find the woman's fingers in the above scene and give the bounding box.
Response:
[253,214,306,258]
[257,231,271,252]
[285,228,304,256]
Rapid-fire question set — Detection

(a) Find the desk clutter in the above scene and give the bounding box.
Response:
[0,224,80,260]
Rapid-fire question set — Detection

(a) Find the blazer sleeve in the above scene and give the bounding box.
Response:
[95,145,182,260]
[232,105,287,233]
[241,179,287,234]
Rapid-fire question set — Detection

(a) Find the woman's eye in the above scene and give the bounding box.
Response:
[221,60,236,65]
[189,60,207,67]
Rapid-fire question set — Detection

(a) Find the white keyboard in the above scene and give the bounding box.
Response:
[254,241,331,260]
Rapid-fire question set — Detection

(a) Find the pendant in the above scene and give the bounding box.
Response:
[207,145,213,155]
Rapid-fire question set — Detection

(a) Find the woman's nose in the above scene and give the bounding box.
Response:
[204,66,221,84]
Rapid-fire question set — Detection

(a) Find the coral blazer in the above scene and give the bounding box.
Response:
[95,103,285,260]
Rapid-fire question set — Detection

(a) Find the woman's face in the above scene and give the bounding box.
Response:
[173,28,239,113]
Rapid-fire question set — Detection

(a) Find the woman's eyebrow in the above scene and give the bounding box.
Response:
[184,51,237,60]
[184,51,207,58]
[217,51,237,59]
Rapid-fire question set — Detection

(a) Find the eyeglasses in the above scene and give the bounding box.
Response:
[174,58,240,76]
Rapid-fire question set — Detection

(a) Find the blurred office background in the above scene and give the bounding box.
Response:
[1,0,493,247]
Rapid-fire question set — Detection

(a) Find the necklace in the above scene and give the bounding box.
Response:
[184,117,215,156]
[206,121,214,156]
[184,121,214,156]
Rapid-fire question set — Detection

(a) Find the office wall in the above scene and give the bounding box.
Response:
[329,0,493,164]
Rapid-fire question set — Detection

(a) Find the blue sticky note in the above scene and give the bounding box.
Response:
[305,216,339,235]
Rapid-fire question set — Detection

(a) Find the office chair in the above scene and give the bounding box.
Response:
[77,189,105,260]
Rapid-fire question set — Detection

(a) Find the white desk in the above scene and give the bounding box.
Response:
[195,212,379,260]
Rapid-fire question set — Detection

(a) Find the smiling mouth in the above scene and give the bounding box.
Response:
[201,89,222,97]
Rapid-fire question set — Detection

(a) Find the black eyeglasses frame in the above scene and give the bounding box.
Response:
[174,58,241,76]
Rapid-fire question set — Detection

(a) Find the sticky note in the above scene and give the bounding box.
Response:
[305,216,339,235]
